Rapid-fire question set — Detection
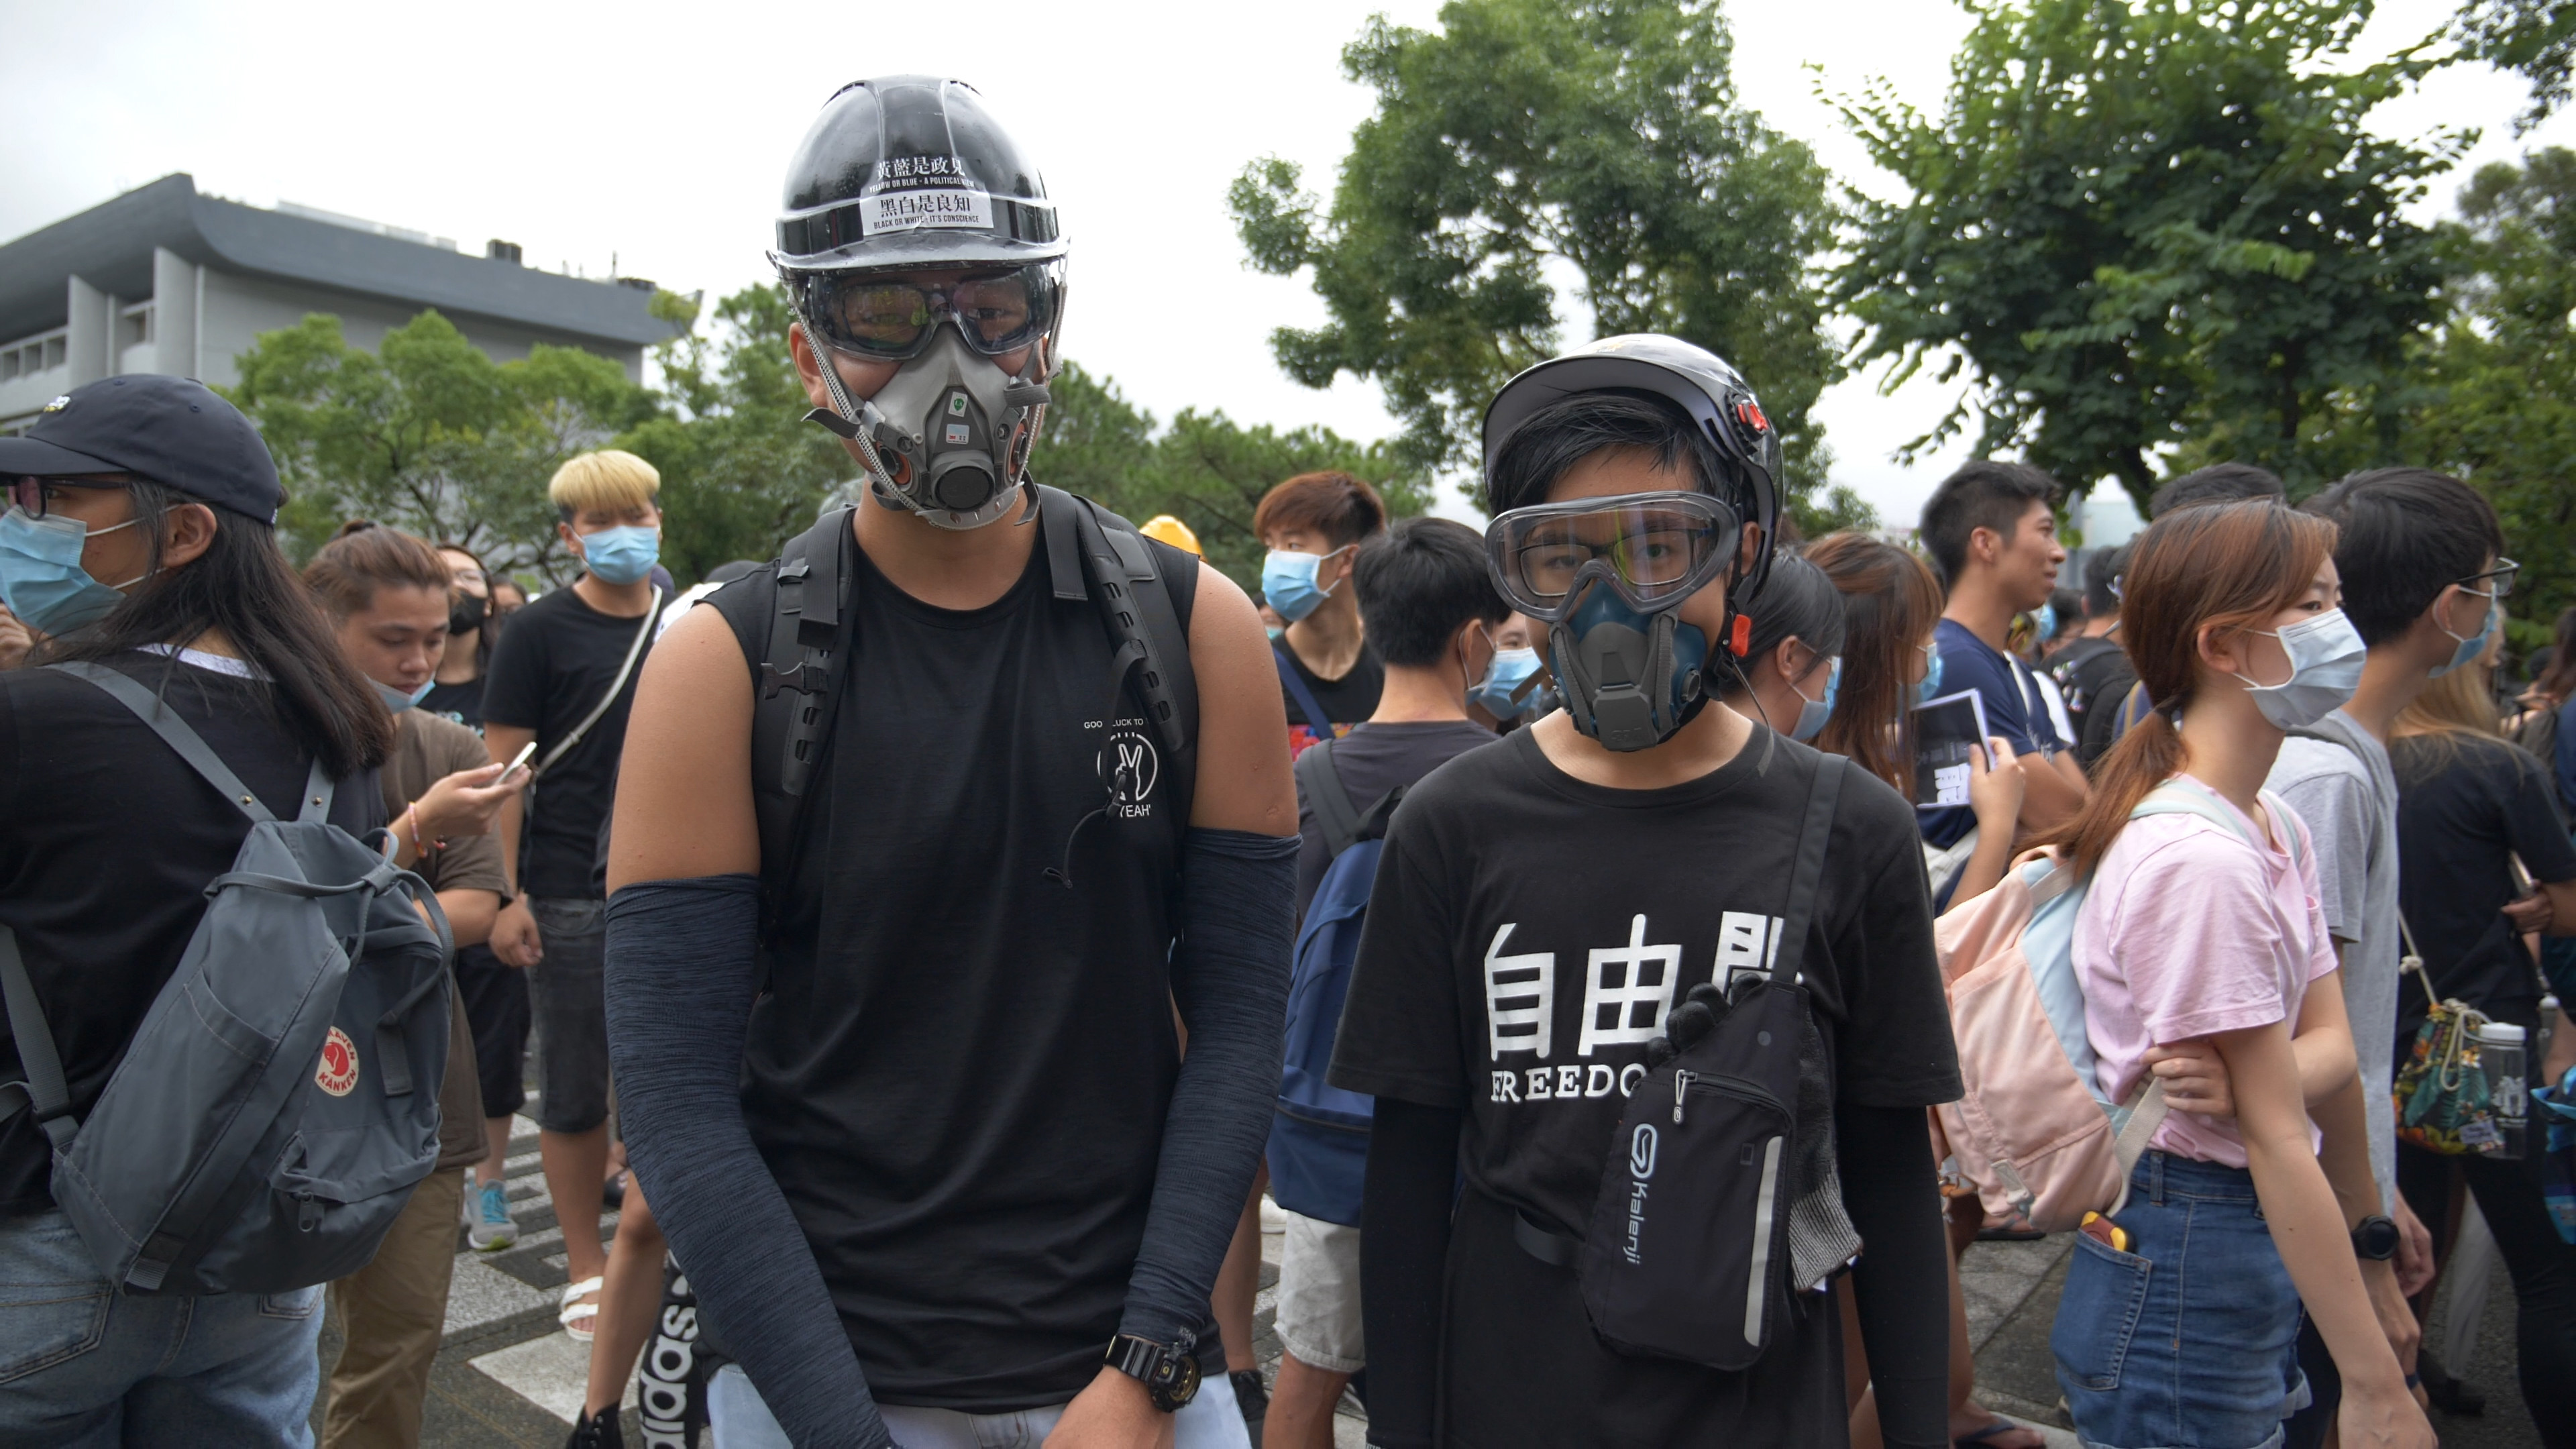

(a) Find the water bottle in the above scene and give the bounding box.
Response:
[2477,1020,2527,1160]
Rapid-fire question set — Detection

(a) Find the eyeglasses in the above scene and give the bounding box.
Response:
[796,262,1061,361]
[7,476,135,519]
[2456,557,2520,600]
[1485,491,1742,621]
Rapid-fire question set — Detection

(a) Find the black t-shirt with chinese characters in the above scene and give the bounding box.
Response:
[1328,722,1960,1443]
[0,652,384,1214]
[480,586,663,900]
[1279,639,1384,757]
[2390,733,2576,1036]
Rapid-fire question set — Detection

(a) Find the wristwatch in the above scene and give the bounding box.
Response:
[2351,1214,2400,1261]
[1104,1332,1201,1412]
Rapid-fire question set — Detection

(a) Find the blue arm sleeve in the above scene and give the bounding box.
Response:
[604,875,891,1449]
[1117,827,1299,1346]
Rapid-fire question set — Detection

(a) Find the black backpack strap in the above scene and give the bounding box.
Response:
[1767,755,1845,987]
[1294,739,1364,859]
[0,926,77,1149]
[750,508,859,922]
[50,661,280,823]
[1055,488,1197,772]
[1273,643,1336,740]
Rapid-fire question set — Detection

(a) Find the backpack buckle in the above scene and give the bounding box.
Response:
[761,659,829,698]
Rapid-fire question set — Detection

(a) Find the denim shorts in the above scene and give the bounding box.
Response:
[526,896,610,1134]
[2053,1152,2310,1449]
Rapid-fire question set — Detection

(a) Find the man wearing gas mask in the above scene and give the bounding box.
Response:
[1326,337,1963,1449]
[596,77,1295,1449]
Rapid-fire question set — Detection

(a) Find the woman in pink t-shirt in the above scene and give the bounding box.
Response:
[2041,501,2430,1449]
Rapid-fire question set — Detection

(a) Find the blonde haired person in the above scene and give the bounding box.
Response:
[484,448,672,1344]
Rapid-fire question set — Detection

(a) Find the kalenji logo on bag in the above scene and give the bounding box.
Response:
[1623,1124,1658,1263]
[316,1026,359,1097]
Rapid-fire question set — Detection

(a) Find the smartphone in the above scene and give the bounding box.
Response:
[496,739,539,786]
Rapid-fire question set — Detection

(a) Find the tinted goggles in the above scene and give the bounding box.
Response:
[797,262,1061,360]
[1485,491,1743,621]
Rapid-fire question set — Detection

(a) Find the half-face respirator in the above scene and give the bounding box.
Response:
[1486,490,1743,753]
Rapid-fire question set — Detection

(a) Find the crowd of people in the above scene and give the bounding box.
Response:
[1,72,2572,1449]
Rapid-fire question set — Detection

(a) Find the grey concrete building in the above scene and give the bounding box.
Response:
[0,174,678,433]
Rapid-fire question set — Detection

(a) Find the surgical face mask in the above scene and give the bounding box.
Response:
[1915,643,1945,706]
[1471,645,1546,718]
[2428,590,2499,679]
[373,678,436,713]
[0,506,145,636]
[1546,582,1711,752]
[804,325,1051,531]
[1265,625,1284,642]
[577,525,660,586]
[2239,608,2367,730]
[1262,546,1350,625]
[1790,655,1839,743]
[2029,602,2057,647]
[449,592,487,635]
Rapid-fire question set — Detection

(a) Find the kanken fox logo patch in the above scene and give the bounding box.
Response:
[316,1026,359,1097]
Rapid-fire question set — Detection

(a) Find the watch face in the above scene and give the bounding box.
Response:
[1156,1352,1201,1411]
[2355,1216,2400,1259]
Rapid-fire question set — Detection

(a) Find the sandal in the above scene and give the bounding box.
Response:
[559,1275,604,1343]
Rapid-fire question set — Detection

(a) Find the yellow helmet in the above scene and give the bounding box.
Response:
[1138,514,1203,556]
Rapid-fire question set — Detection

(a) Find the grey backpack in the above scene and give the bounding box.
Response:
[0,661,452,1295]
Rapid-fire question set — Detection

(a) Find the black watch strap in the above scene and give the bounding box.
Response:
[1105,1333,1201,1413]
[2351,1214,2399,1261]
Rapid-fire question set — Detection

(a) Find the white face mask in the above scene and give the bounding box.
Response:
[2236,608,2367,730]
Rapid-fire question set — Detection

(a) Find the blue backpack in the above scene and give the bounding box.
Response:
[1267,741,1401,1228]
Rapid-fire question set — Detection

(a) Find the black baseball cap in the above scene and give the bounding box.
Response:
[0,375,283,524]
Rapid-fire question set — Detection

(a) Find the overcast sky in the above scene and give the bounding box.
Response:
[7,0,2565,527]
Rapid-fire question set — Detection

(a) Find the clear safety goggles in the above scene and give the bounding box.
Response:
[796,261,1061,361]
[1485,490,1743,622]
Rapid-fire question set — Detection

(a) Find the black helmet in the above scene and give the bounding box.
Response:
[773,76,1066,274]
[1481,334,1784,598]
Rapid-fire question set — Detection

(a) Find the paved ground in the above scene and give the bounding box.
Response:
[364,1123,2538,1448]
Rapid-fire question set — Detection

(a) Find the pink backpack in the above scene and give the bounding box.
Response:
[1930,780,2295,1232]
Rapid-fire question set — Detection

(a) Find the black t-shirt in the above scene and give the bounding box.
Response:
[1328,724,1959,1442]
[2390,733,2576,1035]
[1294,720,1495,918]
[2048,635,2137,771]
[0,653,384,1214]
[419,674,486,733]
[704,530,1207,1410]
[1279,639,1384,756]
[481,586,663,900]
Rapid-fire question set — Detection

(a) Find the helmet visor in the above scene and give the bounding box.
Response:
[1487,491,1742,621]
[801,262,1059,360]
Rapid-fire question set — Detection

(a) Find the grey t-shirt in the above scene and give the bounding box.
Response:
[2266,709,2399,1211]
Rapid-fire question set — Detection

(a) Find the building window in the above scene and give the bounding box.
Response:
[121,306,152,349]
[44,337,65,370]
[1,351,17,381]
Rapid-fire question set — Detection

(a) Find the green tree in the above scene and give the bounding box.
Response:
[227,309,649,578]
[2457,1,2576,131]
[1040,362,1431,588]
[615,284,853,584]
[1836,0,2459,511]
[2405,149,2576,633]
[1228,0,1851,526]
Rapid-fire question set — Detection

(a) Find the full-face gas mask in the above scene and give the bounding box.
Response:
[1487,490,1743,752]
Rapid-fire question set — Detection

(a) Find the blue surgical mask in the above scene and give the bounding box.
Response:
[1792,656,1840,743]
[1260,546,1348,624]
[1471,645,1545,718]
[0,506,146,636]
[1915,643,1945,705]
[2241,608,2367,729]
[2029,602,2057,646]
[578,525,660,586]
[2428,593,2498,679]
[1265,625,1285,642]
[373,678,436,714]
